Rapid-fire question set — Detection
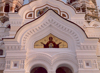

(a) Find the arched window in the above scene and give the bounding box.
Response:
[56,67,72,73]
[4,3,10,12]
[61,12,69,19]
[31,67,47,73]
[26,12,34,19]
[0,49,3,55]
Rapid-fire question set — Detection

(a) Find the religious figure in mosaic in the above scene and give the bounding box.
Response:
[41,37,61,48]
[34,34,68,48]
[37,7,49,17]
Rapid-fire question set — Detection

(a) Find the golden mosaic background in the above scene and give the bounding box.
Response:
[34,34,68,48]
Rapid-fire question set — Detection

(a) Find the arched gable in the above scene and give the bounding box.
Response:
[4,10,88,51]
[17,0,76,19]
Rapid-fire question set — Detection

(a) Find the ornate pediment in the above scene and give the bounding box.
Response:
[3,10,93,51]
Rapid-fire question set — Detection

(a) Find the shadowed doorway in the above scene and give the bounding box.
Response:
[30,67,47,73]
[56,67,72,73]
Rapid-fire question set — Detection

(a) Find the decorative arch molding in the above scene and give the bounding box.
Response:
[18,0,76,19]
[25,53,51,72]
[30,66,48,73]
[11,10,87,49]
[26,62,49,73]
[21,17,86,48]
[52,53,78,73]
[5,10,87,50]
[52,53,77,65]
[27,27,77,52]
[25,4,70,20]
[53,61,78,73]
[26,53,52,64]
[25,52,78,73]
[21,18,80,47]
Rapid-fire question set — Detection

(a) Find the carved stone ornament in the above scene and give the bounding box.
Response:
[0,16,9,23]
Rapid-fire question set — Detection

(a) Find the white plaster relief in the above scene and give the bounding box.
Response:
[5,60,11,69]
[79,45,97,50]
[93,60,98,69]
[5,45,21,50]
[21,17,80,49]
[25,52,78,73]
[78,60,83,69]
[20,60,25,69]
[0,62,5,69]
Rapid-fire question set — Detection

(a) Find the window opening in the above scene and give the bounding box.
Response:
[0,49,3,55]
[4,3,10,12]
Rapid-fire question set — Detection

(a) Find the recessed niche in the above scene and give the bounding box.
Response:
[84,60,92,68]
[12,61,19,68]
[26,12,34,19]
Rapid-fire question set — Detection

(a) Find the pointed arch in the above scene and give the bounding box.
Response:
[3,10,88,51]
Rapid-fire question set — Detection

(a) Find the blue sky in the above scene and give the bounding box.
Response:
[24,0,100,9]
[96,0,100,9]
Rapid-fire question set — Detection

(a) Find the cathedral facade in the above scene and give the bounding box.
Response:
[0,0,100,73]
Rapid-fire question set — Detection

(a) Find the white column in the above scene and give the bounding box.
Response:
[48,70,55,73]
[25,72,29,73]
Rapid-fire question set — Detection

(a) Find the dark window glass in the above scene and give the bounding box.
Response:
[4,3,9,12]
[31,67,47,73]
[56,67,72,73]
[7,24,11,29]
[0,49,3,55]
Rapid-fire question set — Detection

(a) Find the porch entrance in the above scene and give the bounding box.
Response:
[30,67,47,73]
[56,67,72,73]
